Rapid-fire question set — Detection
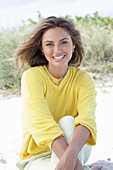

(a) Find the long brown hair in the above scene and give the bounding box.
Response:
[15,16,85,70]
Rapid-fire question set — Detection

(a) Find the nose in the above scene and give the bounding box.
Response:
[53,44,61,55]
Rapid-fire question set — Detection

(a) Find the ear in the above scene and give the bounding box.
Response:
[73,44,75,50]
[72,45,75,52]
[40,47,45,56]
[40,47,44,53]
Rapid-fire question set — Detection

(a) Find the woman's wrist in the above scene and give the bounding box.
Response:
[51,136,68,158]
[68,124,90,157]
[66,145,77,158]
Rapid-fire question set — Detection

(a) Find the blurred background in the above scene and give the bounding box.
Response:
[0,0,113,29]
[0,0,113,89]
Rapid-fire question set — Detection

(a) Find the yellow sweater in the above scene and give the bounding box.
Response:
[20,65,97,159]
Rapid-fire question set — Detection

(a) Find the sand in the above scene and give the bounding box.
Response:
[0,78,113,170]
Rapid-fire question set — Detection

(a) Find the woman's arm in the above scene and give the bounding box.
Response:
[69,124,90,158]
[51,136,68,158]
[21,69,64,149]
[51,124,90,170]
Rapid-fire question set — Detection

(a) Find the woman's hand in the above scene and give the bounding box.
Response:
[55,149,84,170]
[52,123,90,170]
[55,148,77,170]
[74,158,84,170]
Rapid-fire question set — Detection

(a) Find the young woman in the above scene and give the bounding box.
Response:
[16,16,97,170]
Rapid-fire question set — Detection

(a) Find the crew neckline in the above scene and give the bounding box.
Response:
[42,65,69,86]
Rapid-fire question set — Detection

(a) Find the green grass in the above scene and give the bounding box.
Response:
[0,29,25,89]
[0,13,113,89]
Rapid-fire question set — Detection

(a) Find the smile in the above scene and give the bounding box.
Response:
[53,55,65,60]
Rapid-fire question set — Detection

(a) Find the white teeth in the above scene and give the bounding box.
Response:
[54,56,64,59]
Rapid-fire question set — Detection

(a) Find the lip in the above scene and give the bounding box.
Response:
[52,55,65,61]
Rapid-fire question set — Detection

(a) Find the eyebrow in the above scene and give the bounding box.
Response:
[59,38,69,42]
[44,38,69,43]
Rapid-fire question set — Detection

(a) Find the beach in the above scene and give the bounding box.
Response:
[0,77,113,169]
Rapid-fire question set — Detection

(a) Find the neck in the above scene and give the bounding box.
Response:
[46,65,68,79]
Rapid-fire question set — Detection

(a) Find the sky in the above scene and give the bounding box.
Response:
[0,0,113,30]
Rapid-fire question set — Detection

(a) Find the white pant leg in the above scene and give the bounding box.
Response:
[24,158,50,170]
[50,116,92,170]
[23,116,91,170]
[19,150,51,170]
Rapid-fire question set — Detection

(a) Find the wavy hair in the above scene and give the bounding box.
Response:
[15,16,85,70]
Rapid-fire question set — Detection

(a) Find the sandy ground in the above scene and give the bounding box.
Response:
[0,78,113,170]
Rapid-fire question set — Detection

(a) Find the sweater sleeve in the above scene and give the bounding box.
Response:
[21,69,64,149]
[74,71,97,146]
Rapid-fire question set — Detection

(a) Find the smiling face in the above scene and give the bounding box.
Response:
[41,27,75,74]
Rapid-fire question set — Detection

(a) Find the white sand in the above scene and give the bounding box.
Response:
[0,85,113,169]
[88,87,113,164]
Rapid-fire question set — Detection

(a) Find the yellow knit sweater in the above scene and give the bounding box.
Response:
[20,65,97,159]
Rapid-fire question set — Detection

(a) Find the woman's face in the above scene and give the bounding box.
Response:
[41,27,75,70]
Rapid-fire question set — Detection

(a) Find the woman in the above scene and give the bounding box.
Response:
[16,16,97,170]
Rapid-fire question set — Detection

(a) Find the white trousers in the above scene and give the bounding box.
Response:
[17,116,91,170]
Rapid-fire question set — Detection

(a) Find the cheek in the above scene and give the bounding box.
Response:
[63,46,72,54]
[44,48,52,56]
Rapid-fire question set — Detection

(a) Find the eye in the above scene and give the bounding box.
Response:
[46,43,53,46]
[62,41,68,44]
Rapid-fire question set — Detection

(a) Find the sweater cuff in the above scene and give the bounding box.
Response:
[74,117,97,146]
[48,132,64,150]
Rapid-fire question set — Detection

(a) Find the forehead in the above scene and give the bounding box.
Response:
[42,27,71,41]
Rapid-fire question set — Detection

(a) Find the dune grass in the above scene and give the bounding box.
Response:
[0,12,113,89]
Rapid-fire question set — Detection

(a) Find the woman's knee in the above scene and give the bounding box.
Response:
[58,116,75,144]
[58,115,74,126]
